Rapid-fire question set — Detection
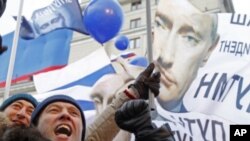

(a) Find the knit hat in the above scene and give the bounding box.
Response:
[0,93,38,111]
[31,95,86,140]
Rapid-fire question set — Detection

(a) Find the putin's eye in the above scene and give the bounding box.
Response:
[182,35,200,46]
[40,23,49,30]
[51,17,60,24]
[93,97,102,104]
[155,20,161,27]
[155,18,165,29]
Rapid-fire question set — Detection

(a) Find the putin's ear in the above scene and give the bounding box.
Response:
[200,35,220,67]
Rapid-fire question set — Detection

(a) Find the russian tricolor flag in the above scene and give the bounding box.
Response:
[33,48,116,111]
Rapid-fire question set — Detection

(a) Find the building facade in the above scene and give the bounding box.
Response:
[0,0,159,99]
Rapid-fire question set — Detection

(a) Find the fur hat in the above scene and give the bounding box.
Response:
[0,112,11,137]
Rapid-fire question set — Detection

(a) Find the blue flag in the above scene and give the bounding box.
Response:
[0,29,73,87]
[17,0,88,39]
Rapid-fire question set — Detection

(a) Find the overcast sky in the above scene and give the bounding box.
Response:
[0,0,249,35]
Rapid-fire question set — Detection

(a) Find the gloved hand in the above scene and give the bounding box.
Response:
[136,123,175,141]
[115,100,174,141]
[129,63,161,99]
[115,100,153,134]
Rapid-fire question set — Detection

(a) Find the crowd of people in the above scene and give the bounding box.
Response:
[0,0,174,140]
[0,63,174,141]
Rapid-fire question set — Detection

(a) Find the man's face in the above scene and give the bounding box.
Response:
[91,74,128,115]
[3,100,35,127]
[37,102,82,141]
[34,13,65,34]
[153,0,217,105]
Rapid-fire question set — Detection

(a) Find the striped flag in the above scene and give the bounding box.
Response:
[33,48,116,93]
[33,48,116,117]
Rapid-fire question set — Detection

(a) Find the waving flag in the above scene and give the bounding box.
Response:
[0,29,73,87]
[33,48,116,93]
[33,48,116,119]
[17,0,88,39]
[34,85,95,111]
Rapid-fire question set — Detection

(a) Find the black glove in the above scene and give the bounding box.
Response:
[115,100,175,141]
[136,123,175,141]
[115,100,153,134]
[129,63,161,99]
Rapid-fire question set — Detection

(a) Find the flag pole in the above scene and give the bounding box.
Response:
[146,0,157,118]
[4,0,24,100]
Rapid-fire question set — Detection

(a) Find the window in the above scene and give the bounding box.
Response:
[131,0,142,11]
[129,37,141,49]
[130,18,141,29]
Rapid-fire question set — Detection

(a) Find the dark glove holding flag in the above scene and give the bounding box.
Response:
[115,100,175,141]
[129,63,161,99]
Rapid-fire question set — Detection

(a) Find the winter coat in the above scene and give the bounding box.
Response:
[85,89,133,141]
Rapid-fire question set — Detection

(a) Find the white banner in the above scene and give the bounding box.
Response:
[155,13,250,141]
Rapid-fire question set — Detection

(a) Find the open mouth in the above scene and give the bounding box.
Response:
[54,124,72,137]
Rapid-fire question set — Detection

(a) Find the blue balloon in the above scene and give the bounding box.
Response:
[129,56,149,68]
[115,35,129,50]
[83,0,124,44]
